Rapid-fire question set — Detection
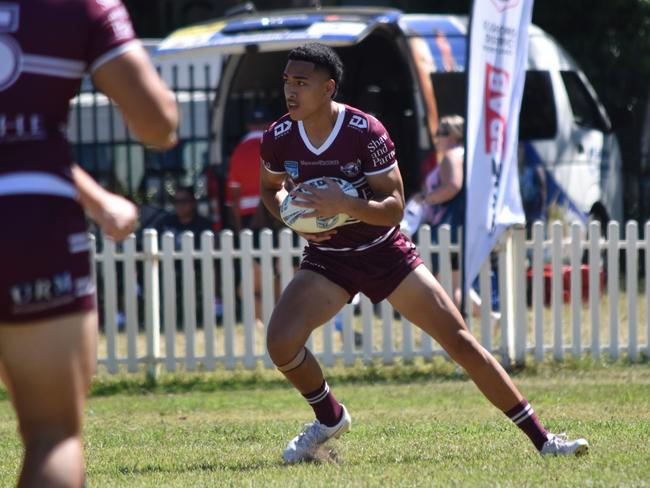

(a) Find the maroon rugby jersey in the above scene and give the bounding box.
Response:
[261,103,399,252]
[0,0,137,193]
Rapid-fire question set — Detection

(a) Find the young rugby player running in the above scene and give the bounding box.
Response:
[260,43,588,464]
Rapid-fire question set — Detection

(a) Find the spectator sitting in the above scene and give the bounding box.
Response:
[157,185,213,249]
[420,115,465,306]
[225,106,271,232]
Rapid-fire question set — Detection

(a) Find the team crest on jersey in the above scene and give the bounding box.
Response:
[348,114,368,131]
[341,160,361,178]
[274,120,292,138]
[284,160,299,179]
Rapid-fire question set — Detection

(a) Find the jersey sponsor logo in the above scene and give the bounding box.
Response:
[348,114,368,130]
[0,113,46,141]
[10,271,74,306]
[341,160,361,177]
[284,160,299,179]
[273,120,292,138]
[106,5,134,40]
[367,132,395,167]
[300,159,339,167]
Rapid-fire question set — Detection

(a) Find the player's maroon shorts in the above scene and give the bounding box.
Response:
[300,229,424,303]
[0,195,95,323]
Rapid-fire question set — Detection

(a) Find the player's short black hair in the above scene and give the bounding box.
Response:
[288,43,344,98]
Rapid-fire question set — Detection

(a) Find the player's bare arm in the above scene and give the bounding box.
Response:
[260,163,290,222]
[92,46,178,150]
[345,167,405,227]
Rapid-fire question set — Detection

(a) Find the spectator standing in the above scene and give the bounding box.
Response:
[225,107,270,232]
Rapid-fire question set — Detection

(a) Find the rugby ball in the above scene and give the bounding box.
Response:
[280,177,358,233]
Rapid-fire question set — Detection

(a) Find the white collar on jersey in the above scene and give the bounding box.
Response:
[297,103,346,156]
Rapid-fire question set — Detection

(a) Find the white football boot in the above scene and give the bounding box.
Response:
[283,404,351,464]
[540,433,589,456]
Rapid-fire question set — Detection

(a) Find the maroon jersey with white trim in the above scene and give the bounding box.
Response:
[261,103,399,251]
[0,0,137,181]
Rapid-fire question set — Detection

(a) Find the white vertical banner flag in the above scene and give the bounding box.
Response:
[464,0,532,291]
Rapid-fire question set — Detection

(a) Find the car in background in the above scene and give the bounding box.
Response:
[154,6,623,225]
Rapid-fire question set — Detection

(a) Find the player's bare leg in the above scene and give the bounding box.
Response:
[389,265,521,410]
[388,264,588,455]
[266,269,352,462]
[267,269,348,393]
[0,311,97,487]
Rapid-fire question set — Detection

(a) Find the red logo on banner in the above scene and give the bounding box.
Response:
[484,63,509,160]
[490,0,520,12]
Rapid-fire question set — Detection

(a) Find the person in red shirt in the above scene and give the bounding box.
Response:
[225,107,270,232]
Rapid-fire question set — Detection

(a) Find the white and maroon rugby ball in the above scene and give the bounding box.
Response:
[280,177,358,233]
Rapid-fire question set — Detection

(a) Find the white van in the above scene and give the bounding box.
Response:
[156,6,622,224]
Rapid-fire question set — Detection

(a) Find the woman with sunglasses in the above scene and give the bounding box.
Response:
[420,115,465,306]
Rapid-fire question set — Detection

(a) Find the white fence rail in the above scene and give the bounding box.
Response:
[91,220,650,376]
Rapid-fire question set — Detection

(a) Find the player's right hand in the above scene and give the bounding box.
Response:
[94,193,138,241]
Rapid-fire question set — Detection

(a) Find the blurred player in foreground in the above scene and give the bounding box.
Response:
[0,1,178,485]
[260,42,588,464]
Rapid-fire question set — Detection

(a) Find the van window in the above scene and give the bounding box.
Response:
[560,71,610,132]
[519,71,557,140]
[430,70,557,140]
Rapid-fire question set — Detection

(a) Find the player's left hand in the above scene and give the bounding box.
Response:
[292,177,349,217]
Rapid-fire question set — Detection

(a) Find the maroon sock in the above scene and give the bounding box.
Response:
[303,380,343,427]
[505,399,549,451]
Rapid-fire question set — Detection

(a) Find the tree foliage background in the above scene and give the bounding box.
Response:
[123,0,650,219]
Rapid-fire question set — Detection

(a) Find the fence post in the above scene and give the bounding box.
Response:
[532,221,545,362]
[181,232,197,371]
[123,235,139,373]
[143,230,161,381]
[512,224,527,366]
[201,231,216,370]
[220,231,236,370]
[417,225,433,361]
[607,222,620,360]
[551,221,563,361]
[381,301,393,365]
[361,295,375,365]
[240,230,256,369]
[589,222,601,359]
[161,232,177,372]
[626,221,638,360]
[569,222,583,359]
[102,238,118,373]
[500,229,514,367]
[259,229,275,368]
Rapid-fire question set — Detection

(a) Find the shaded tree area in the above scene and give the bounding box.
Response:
[123,0,650,219]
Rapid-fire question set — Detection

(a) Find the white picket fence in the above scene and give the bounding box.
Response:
[90,220,650,376]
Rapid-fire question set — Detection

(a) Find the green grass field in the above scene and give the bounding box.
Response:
[1,360,650,487]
